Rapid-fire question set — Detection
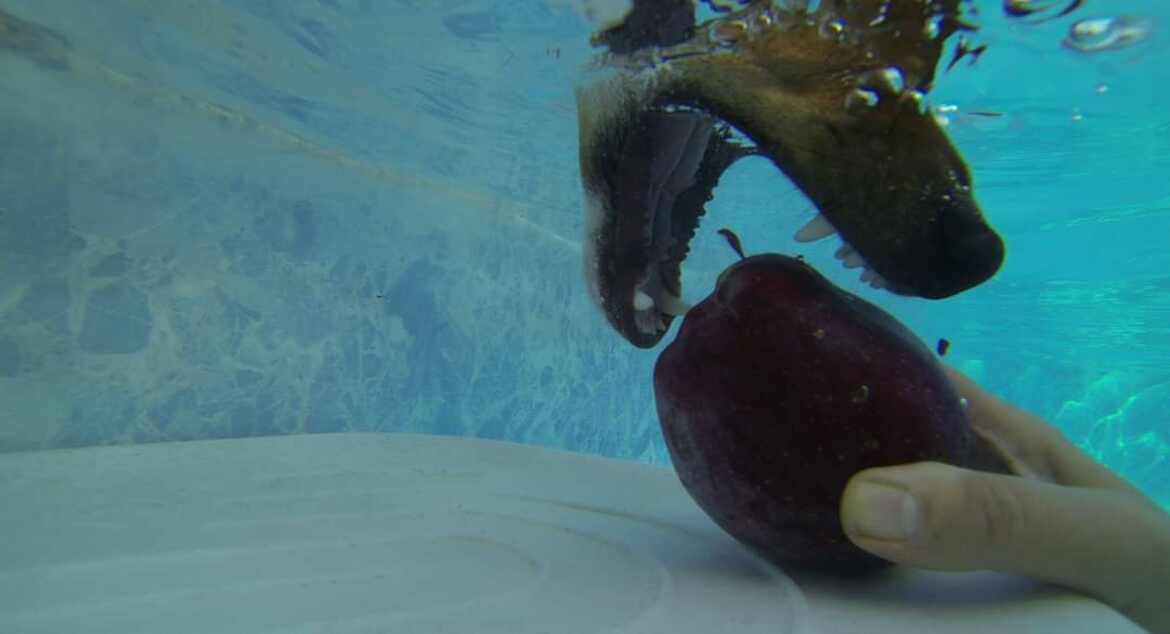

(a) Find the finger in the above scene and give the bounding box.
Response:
[840,462,1170,627]
[944,366,1142,495]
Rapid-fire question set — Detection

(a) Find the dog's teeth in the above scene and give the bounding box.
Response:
[834,243,865,269]
[861,268,877,283]
[794,214,837,242]
[634,290,654,311]
[635,287,691,316]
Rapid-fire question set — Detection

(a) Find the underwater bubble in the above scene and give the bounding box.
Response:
[857,66,905,95]
[1004,0,1040,17]
[1004,0,1085,21]
[902,89,928,114]
[924,15,943,39]
[932,104,957,126]
[819,17,846,40]
[845,88,880,112]
[879,67,904,93]
[868,2,891,27]
[1063,16,1153,54]
[711,19,748,44]
[928,106,1011,131]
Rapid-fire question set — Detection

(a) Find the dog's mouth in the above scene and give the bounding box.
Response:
[577,0,1005,349]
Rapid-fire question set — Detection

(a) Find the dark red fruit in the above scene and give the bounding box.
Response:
[654,254,1007,573]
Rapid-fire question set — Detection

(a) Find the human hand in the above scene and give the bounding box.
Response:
[839,366,1170,633]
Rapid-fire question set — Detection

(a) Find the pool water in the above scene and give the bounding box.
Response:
[0,0,1167,511]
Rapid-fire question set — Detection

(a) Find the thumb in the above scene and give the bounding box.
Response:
[839,462,1170,617]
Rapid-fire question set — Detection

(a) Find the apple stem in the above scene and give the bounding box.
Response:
[717,228,747,260]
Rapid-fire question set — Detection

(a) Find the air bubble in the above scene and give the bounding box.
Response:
[923,15,942,39]
[1005,0,1086,21]
[1064,16,1153,54]
[901,89,928,114]
[711,19,748,44]
[879,67,904,93]
[868,1,890,27]
[845,89,880,112]
[857,66,905,95]
[819,17,846,40]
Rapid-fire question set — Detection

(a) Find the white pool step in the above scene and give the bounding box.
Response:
[0,433,1140,633]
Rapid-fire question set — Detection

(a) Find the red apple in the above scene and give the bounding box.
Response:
[654,253,1008,572]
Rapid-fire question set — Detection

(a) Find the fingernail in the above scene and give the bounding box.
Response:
[846,482,921,541]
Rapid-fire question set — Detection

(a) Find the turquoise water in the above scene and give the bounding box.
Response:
[0,0,1166,510]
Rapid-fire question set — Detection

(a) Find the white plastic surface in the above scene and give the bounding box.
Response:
[0,433,1143,633]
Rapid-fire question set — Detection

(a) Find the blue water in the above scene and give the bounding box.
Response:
[0,1,1166,509]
